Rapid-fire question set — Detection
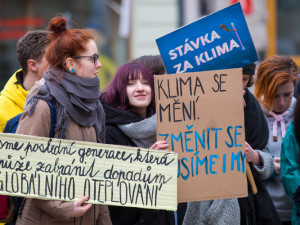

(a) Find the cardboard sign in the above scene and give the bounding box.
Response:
[0,133,177,211]
[155,68,247,202]
[156,3,258,74]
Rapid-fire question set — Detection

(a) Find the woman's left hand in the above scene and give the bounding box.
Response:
[71,196,92,217]
[245,141,262,166]
[150,141,170,151]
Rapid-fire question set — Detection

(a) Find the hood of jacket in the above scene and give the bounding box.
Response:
[0,69,28,110]
[262,97,297,117]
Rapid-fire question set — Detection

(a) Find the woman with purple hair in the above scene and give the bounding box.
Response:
[100,62,174,225]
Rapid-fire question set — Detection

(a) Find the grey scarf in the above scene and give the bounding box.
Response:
[28,67,105,143]
[118,114,157,148]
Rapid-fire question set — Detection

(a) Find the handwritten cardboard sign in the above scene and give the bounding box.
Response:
[0,133,177,210]
[156,3,258,74]
[155,68,247,202]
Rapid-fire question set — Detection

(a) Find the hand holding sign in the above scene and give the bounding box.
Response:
[245,141,261,166]
[72,196,92,217]
[150,141,170,151]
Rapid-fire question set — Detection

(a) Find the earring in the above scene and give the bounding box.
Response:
[70,68,75,73]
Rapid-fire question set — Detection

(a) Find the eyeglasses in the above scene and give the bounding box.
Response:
[71,54,99,65]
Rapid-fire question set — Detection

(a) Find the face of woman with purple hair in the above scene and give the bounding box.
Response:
[126,74,152,118]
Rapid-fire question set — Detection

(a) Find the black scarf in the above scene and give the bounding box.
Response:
[238,88,281,225]
[28,67,105,143]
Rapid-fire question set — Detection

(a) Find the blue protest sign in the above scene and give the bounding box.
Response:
[156,3,258,74]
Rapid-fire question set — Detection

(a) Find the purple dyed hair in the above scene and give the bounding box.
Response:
[100,62,155,117]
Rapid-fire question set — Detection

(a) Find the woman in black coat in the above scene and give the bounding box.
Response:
[100,62,174,225]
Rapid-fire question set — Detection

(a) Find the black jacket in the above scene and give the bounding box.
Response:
[104,103,142,147]
[238,88,281,225]
[102,103,175,225]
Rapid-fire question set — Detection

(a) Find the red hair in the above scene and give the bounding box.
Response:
[254,55,298,110]
[46,16,94,69]
[100,63,155,117]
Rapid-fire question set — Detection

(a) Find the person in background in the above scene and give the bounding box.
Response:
[0,30,50,225]
[239,63,281,225]
[15,16,111,225]
[131,55,166,75]
[182,63,277,225]
[254,55,298,224]
[100,62,174,225]
[281,94,300,225]
[0,30,50,132]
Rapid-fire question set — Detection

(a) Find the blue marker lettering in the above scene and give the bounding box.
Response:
[171,133,183,152]
[234,125,242,147]
[207,128,210,150]
[185,131,193,152]
[222,154,226,173]
[196,156,208,175]
[225,126,234,147]
[181,158,189,180]
[209,155,218,174]
[241,151,246,173]
[231,151,241,171]
[212,128,222,149]
[195,129,205,150]
[177,159,181,178]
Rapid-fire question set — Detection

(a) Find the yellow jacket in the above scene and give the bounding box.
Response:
[0,69,28,132]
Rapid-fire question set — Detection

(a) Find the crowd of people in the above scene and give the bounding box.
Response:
[0,15,299,225]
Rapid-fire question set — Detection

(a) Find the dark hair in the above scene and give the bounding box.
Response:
[132,55,166,75]
[17,30,50,76]
[243,63,256,87]
[246,76,254,87]
[46,16,94,69]
[100,63,155,117]
[243,63,256,76]
[254,55,298,110]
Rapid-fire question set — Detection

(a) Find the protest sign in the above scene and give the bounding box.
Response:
[0,133,177,210]
[155,68,247,202]
[156,2,258,74]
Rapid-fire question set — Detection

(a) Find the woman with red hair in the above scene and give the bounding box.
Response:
[254,55,298,224]
[15,16,111,225]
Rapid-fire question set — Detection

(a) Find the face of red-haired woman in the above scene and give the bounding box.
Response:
[273,81,294,113]
[72,39,102,78]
